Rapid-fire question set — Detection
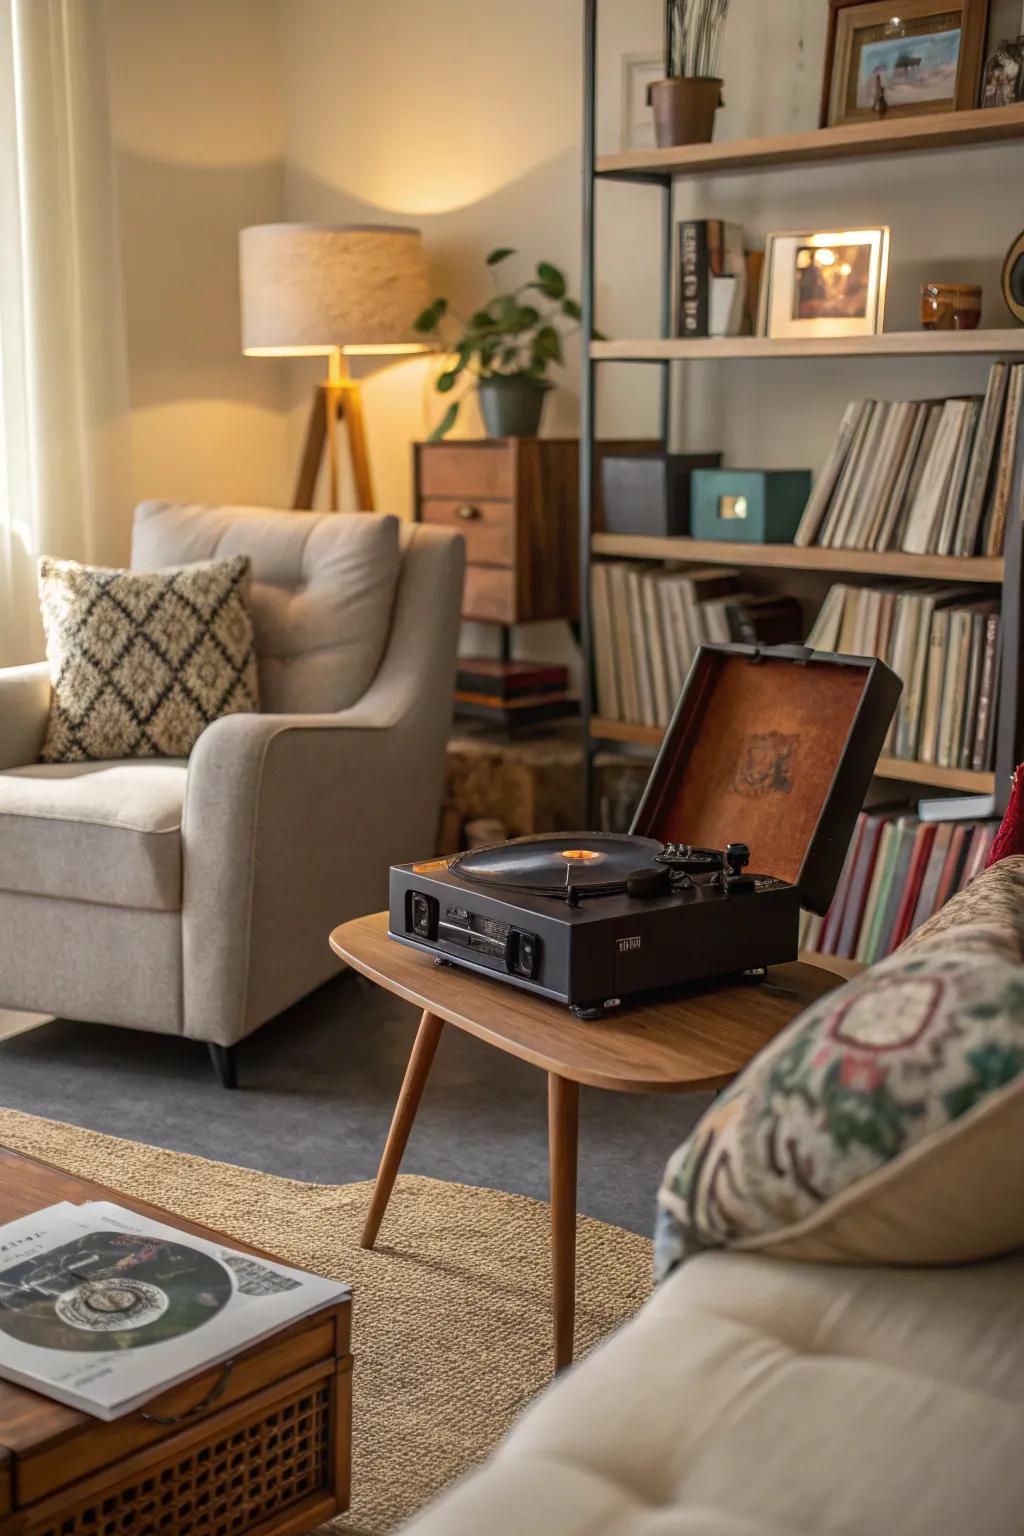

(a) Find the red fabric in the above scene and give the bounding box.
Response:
[987,766,1024,866]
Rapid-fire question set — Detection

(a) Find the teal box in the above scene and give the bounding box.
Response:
[690,469,812,544]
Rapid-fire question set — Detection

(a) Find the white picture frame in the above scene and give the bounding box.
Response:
[621,52,664,151]
[757,227,891,340]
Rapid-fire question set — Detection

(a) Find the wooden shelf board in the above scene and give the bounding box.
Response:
[591,330,1024,362]
[596,102,1024,181]
[588,719,996,793]
[874,756,995,793]
[591,533,1004,584]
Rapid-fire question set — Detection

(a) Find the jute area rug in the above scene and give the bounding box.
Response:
[0,1108,653,1536]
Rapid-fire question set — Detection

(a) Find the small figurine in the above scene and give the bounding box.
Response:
[872,70,889,117]
[982,37,1024,108]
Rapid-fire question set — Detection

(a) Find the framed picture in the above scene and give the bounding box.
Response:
[820,0,988,127]
[621,52,664,151]
[757,228,891,340]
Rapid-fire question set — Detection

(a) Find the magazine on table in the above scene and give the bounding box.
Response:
[0,1200,350,1420]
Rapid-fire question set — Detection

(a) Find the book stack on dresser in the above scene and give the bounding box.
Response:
[454,659,576,731]
[794,363,1023,557]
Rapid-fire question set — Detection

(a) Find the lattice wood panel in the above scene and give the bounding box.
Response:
[28,1380,331,1536]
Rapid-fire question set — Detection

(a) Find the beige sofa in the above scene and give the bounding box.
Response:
[0,502,464,1085]
[404,1238,1024,1535]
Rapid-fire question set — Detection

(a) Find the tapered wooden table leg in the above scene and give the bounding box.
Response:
[361,1009,445,1249]
[548,1072,580,1373]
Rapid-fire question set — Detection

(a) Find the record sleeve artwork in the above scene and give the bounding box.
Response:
[0,1232,298,1352]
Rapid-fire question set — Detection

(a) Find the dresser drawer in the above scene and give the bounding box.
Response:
[419,498,515,566]
[463,566,517,624]
[418,443,515,500]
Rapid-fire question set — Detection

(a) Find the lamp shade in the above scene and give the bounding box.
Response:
[239,222,431,356]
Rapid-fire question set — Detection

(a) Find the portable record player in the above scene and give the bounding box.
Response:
[389,643,901,1015]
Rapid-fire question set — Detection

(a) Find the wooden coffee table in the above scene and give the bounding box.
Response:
[0,1147,351,1536]
[330,912,838,1372]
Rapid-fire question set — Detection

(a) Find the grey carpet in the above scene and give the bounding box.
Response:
[0,972,709,1236]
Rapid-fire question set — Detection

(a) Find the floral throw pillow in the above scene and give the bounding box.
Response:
[656,858,1024,1279]
[38,556,259,762]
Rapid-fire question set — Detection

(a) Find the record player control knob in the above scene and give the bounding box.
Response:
[725,843,750,876]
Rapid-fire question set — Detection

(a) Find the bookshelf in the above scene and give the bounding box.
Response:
[579,0,1024,827]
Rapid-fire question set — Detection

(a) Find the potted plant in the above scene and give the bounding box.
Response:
[648,0,729,147]
[413,249,593,440]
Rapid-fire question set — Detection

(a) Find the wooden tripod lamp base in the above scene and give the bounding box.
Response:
[292,348,375,512]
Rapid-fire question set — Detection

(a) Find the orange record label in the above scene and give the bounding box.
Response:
[559,849,602,862]
[412,858,451,873]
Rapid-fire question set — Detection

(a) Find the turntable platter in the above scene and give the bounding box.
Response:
[452,833,665,895]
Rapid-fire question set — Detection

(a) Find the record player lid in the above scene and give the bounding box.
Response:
[631,644,901,915]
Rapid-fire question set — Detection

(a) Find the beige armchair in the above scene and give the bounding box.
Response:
[0,502,465,1086]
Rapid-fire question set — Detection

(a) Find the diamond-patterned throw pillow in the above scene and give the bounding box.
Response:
[37,556,259,761]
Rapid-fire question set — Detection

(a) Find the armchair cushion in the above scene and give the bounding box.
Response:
[37,555,258,761]
[0,760,186,911]
[131,502,402,713]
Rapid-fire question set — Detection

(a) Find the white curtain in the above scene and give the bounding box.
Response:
[0,0,131,665]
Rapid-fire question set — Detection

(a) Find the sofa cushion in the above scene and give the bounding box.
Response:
[656,858,1024,1271]
[0,760,186,912]
[37,555,258,762]
[403,1248,1024,1536]
[130,502,401,713]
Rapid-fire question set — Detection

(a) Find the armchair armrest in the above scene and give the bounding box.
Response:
[0,662,51,770]
[181,709,442,1045]
[180,521,465,1047]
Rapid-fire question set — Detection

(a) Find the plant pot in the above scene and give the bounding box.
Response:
[478,376,551,438]
[647,76,723,147]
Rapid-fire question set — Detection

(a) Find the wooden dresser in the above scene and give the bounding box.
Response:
[413,438,579,625]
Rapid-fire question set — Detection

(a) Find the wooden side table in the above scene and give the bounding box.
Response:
[330,913,839,1373]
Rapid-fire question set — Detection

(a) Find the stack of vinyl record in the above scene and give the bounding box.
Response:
[454,659,578,731]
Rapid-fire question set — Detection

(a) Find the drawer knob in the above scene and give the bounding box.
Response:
[456,503,482,521]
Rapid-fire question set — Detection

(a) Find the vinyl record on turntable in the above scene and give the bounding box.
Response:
[452,832,666,895]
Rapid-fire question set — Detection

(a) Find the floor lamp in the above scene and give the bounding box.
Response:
[239,223,430,512]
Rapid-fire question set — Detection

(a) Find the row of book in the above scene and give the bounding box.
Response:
[794,362,1023,557]
[590,561,800,729]
[808,582,1000,771]
[801,807,997,967]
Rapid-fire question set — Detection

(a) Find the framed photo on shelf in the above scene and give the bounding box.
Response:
[820,0,988,127]
[620,52,664,150]
[757,228,891,340]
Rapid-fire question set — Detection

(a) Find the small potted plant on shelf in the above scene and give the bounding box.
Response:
[413,248,593,440]
[648,0,729,148]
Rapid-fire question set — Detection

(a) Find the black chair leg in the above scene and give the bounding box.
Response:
[208,1043,238,1089]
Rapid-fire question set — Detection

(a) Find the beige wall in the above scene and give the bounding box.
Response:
[277,0,594,525]
[105,0,289,524]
